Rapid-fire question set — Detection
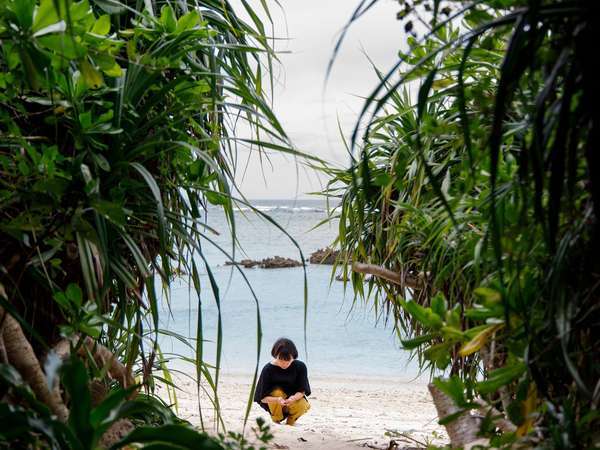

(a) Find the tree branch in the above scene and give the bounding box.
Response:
[352,262,421,289]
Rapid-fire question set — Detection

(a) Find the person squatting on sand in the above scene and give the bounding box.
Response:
[254,338,311,425]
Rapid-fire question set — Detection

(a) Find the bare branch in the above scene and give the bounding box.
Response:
[352,262,421,289]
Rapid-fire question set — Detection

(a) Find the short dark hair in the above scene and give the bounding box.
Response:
[271,337,298,361]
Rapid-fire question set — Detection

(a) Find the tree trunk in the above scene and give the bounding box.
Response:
[428,383,479,447]
[1,307,68,421]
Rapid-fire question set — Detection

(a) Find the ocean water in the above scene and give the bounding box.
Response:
[159,199,419,379]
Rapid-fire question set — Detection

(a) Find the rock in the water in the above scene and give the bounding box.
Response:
[309,247,340,264]
[225,259,261,268]
[225,257,301,269]
[241,259,261,268]
[260,256,302,268]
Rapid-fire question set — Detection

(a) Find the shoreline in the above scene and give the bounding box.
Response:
[159,371,447,449]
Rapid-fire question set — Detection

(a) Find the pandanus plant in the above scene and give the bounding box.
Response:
[326,0,599,447]
[0,0,298,447]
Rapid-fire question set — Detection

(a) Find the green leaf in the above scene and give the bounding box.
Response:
[65,283,83,308]
[465,306,501,321]
[90,386,137,429]
[440,325,464,341]
[91,152,111,171]
[62,357,93,447]
[111,425,222,449]
[474,287,502,305]
[445,305,462,329]
[80,60,104,89]
[70,0,92,21]
[32,20,66,37]
[400,333,434,350]
[433,376,468,408]
[372,172,391,187]
[12,0,35,30]
[176,10,199,33]
[95,54,122,77]
[37,34,84,59]
[424,342,451,369]
[459,323,503,357]
[160,5,177,32]
[92,0,126,14]
[425,309,444,330]
[92,200,128,226]
[205,190,228,206]
[477,362,526,395]
[79,111,92,129]
[91,15,110,35]
[53,292,70,310]
[32,0,60,32]
[401,300,429,325]
[438,409,468,426]
[431,293,447,317]
[417,68,438,121]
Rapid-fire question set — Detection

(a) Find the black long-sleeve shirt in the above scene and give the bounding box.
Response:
[254,360,311,412]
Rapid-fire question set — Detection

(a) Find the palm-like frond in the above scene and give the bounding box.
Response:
[0,0,306,441]
[326,0,599,445]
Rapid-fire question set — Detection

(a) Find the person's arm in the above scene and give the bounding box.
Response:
[261,395,286,405]
[292,361,311,402]
[284,391,305,404]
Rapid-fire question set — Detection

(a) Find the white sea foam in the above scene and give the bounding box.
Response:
[232,205,326,213]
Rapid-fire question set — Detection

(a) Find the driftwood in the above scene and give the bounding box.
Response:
[352,263,423,289]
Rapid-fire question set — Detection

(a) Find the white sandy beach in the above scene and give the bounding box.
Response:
[159,372,447,449]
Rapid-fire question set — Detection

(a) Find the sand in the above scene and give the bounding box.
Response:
[158,371,447,449]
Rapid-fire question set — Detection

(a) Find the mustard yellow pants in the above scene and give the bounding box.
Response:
[267,388,310,425]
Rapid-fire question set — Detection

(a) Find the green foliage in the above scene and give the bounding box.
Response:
[216,417,273,450]
[328,0,599,446]
[0,0,292,446]
[0,356,224,449]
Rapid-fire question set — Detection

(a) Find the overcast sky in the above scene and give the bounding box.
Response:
[230,0,403,199]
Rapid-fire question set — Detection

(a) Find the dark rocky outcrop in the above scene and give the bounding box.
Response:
[309,247,340,264]
[260,256,302,268]
[225,256,302,269]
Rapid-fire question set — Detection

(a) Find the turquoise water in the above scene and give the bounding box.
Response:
[159,200,418,378]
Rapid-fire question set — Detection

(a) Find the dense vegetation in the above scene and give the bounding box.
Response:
[327,0,598,447]
[0,0,290,447]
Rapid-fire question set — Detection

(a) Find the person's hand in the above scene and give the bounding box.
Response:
[278,397,286,406]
